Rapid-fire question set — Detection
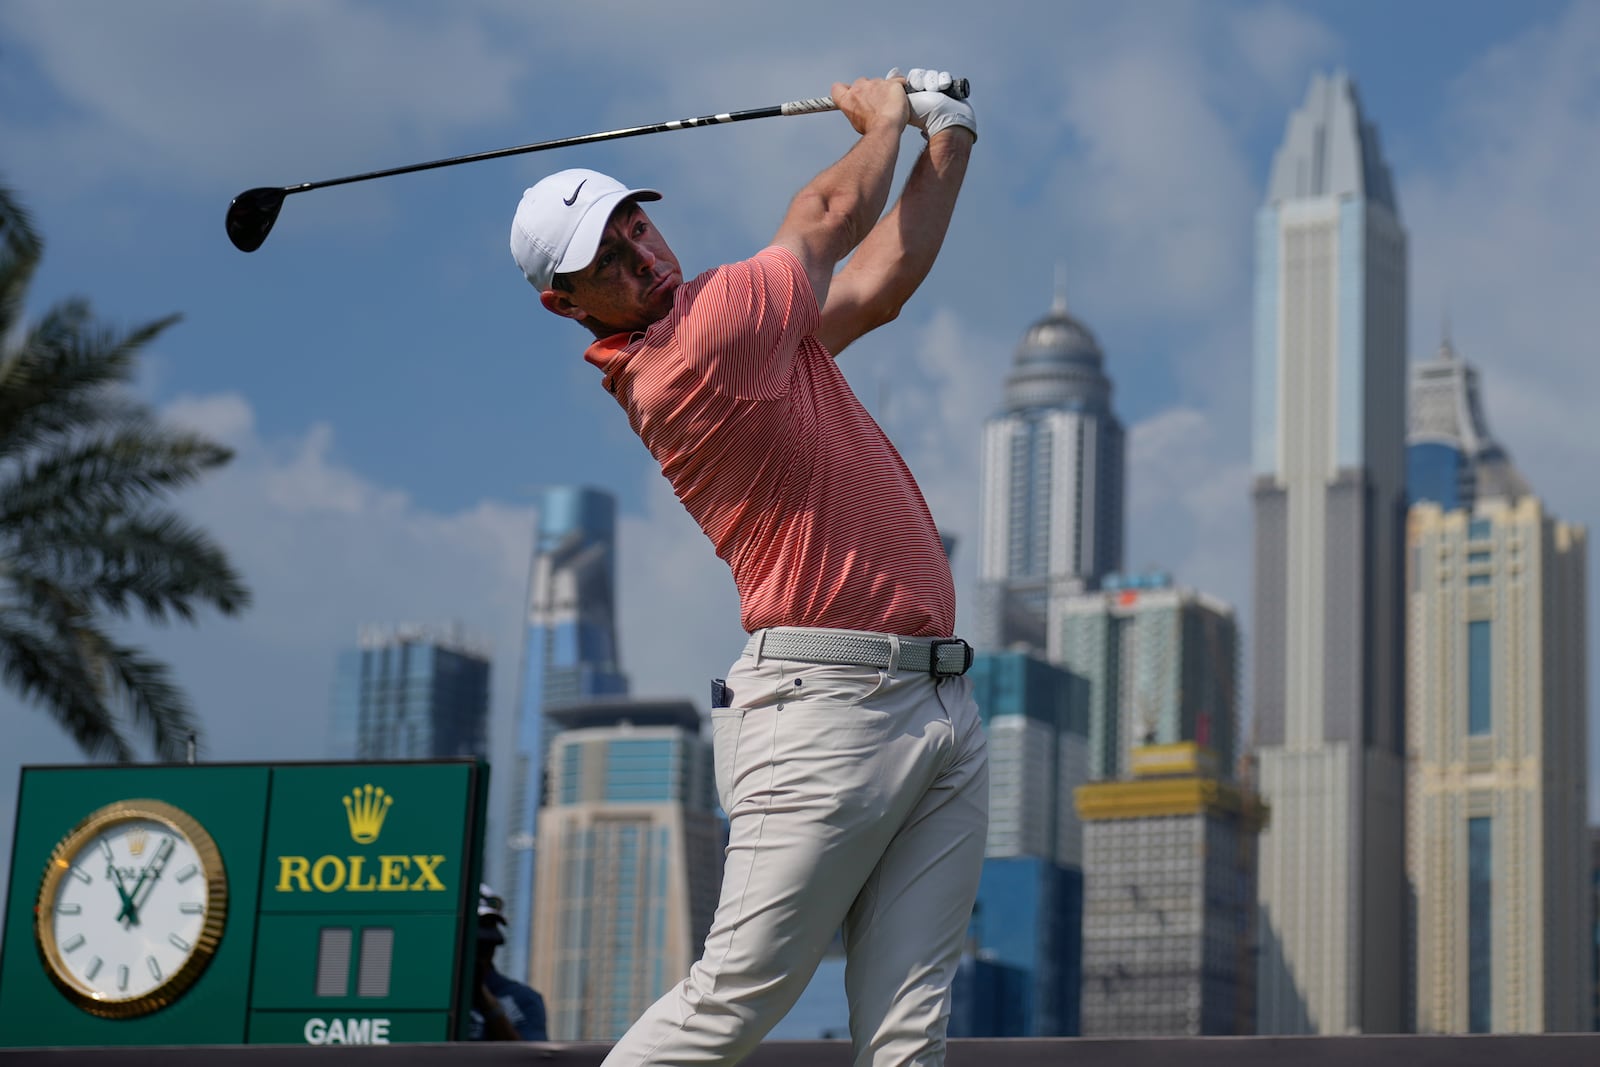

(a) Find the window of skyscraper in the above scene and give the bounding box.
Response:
[1467,620,1492,735]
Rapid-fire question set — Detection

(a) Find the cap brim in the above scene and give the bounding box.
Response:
[554,188,663,277]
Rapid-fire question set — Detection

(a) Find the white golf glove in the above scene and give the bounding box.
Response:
[888,66,977,143]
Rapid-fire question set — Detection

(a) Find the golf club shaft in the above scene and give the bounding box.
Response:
[227,77,970,251]
[287,80,971,196]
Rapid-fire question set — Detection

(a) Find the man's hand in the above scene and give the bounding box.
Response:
[889,67,977,143]
[830,76,911,138]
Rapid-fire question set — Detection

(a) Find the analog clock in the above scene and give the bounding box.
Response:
[35,798,228,1018]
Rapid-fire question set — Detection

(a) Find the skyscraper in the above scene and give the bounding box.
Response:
[1051,572,1239,782]
[503,486,630,983]
[529,698,723,1041]
[976,287,1125,654]
[1077,743,1266,1036]
[328,623,490,761]
[1250,70,1409,1034]
[965,650,1090,1036]
[1406,347,1588,1032]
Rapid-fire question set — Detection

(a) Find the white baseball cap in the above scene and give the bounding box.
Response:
[509,168,661,291]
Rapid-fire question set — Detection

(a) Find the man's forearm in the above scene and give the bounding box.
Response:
[785,123,904,276]
[815,128,973,354]
[844,129,972,311]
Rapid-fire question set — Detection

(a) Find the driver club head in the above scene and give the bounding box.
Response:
[225,187,288,253]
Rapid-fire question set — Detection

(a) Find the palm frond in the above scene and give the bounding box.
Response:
[0,183,43,340]
[10,509,252,622]
[0,309,180,459]
[72,627,199,762]
[0,611,135,762]
[0,425,233,530]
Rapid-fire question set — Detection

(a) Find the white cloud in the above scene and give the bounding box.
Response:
[0,0,527,193]
[1127,407,1252,600]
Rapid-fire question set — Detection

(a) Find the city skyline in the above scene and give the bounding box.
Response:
[2,0,1597,938]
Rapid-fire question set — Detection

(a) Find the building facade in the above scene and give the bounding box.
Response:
[976,289,1125,655]
[965,650,1090,1035]
[1050,572,1239,783]
[529,698,723,1041]
[1250,70,1409,1034]
[328,623,490,760]
[1407,496,1588,1032]
[1076,743,1266,1036]
[503,486,630,982]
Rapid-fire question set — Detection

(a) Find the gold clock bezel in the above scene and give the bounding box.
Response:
[35,798,229,1019]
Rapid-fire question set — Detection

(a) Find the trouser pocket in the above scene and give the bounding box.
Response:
[710,707,744,814]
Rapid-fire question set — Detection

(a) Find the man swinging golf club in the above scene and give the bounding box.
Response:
[509,67,987,1066]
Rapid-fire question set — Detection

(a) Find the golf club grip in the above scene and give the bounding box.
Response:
[781,76,971,116]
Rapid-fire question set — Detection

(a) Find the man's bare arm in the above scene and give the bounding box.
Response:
[816,128,974,357]
[770,77,911,306]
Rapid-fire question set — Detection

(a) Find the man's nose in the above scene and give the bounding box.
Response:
[634,245,656,272]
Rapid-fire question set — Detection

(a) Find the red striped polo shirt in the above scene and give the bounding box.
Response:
[584,245,955,637]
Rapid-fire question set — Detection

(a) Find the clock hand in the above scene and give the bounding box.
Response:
[109,865,140,926]
[124,837,175,924]
[117,866,149,926]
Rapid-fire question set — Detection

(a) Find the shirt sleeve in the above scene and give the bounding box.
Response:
[675,246,819,400]
[509,986,548,1041]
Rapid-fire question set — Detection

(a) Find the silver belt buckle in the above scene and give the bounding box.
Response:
[927,638,973,678]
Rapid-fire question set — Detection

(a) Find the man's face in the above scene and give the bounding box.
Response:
[551,202,681,335]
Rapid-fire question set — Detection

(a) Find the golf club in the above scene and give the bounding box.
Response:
[226,77,970,253]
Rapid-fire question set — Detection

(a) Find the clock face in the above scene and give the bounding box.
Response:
[35,799,228,1018]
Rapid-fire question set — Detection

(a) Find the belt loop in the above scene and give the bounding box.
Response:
[886,634,901,673]
[753,628,769,665]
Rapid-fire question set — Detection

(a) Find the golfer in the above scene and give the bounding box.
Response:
[510,67,988,1067]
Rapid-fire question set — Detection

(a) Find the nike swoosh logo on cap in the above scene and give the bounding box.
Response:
[563,179,588,206]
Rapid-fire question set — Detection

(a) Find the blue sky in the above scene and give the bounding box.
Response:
[3,0,1597,926]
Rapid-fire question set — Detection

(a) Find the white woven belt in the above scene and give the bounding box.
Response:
[745,627,974,677]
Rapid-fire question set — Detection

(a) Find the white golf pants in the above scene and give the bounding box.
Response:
[601,642,990,1067]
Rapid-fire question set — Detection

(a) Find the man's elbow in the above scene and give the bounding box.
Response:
[785,189,867,263]
[863,300,902,333]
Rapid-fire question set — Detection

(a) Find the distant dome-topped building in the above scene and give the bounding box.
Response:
[1002,296,1114,414]
[976,278,1125,654]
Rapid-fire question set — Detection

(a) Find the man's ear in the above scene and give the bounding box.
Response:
[539,289,586,322]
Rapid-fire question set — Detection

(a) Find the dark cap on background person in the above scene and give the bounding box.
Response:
[478,883,507,947]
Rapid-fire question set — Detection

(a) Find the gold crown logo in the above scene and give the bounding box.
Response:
[126,829,147,856]
[343,784,394,844]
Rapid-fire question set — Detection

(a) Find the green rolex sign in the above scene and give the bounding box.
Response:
[0,759,487,1048]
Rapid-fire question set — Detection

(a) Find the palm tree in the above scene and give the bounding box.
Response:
[0,182,251,761]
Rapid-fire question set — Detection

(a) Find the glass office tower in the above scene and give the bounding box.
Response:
[529,698,723,1040]
[1051,572,1239,782]
[503,486,630,982]
[329,623,490,760]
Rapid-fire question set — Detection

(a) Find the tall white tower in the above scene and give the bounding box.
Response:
[1250,70,1409,1034]
[977,283,1125,654]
